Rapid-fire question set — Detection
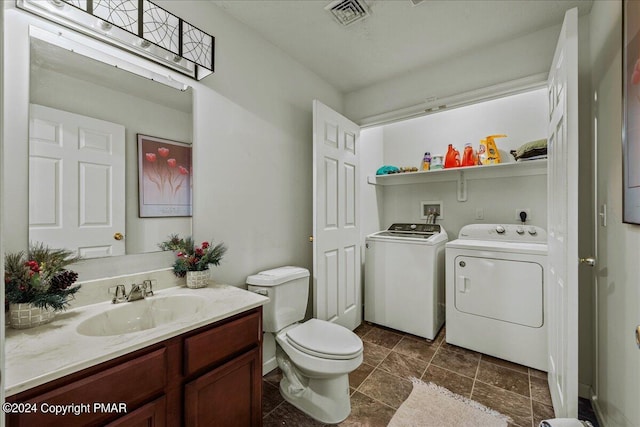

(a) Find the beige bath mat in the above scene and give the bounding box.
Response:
[387,378,510,427]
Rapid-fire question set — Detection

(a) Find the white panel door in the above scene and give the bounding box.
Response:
[546,8,579,417]
[29,104,125,258]
[313,100,361,331]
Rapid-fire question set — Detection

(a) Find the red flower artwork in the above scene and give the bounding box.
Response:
[143,147,190,197]
[139,135,192,217]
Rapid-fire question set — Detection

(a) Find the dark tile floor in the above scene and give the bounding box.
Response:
[262,323,598,427]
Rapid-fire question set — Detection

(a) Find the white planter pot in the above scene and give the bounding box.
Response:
[9,303,56,329]
[186,270,209,289]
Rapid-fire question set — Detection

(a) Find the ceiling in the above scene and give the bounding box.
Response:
[212,0,593,93]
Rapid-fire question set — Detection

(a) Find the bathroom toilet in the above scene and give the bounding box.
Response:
[246,266,363,424]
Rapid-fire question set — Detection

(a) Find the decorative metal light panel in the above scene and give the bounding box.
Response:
[17,0,215,80]
[142,0,179,53]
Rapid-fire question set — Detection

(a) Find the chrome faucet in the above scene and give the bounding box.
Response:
[109,281,154,304]
[126,283,145,302]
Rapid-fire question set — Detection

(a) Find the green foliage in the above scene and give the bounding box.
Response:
[4,244,81,311]
[159,235,227,277]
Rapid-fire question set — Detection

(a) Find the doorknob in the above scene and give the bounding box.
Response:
[114,232,124,241]
[636,326,640,349]
[579,257,595,267]
[308,236,314,243]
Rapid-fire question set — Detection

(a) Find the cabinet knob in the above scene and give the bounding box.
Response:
[114,232,124,241]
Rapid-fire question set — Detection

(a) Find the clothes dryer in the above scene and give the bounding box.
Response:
[446,224,548,370]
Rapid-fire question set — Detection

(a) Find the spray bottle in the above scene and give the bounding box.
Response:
[478,134,507,165]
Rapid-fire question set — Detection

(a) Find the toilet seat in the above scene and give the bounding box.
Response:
[286,319,362,360]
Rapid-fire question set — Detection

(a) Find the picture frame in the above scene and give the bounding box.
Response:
[623,0,640,224]
[137,134,192,217]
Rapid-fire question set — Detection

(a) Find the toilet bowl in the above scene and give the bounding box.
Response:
[246,266,363,424]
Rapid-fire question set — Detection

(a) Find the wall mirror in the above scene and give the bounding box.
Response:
[28,37,193,258]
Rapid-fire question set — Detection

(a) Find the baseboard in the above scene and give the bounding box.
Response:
[590,393,606,427]
[579,382,591,399]
[263,357,277,376]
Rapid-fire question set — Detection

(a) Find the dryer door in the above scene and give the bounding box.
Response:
[454,255,543,328]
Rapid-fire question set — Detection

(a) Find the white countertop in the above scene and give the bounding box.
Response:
[5,283,269,397]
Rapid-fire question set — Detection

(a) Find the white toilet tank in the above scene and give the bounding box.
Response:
[246,266,310,333]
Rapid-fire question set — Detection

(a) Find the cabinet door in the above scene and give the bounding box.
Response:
[184,348,262,427]
[104,396,166,427]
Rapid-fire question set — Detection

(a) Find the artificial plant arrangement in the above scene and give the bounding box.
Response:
[4,243,81,311]
[159,234,227,278]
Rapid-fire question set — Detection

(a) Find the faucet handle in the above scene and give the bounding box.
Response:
[109,284,127,303]
[142,280,154,297]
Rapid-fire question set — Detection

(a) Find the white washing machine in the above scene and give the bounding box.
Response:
[365,223,448,340]
[446,224,548,370]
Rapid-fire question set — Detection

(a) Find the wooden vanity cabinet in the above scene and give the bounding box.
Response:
[6,307,263,427]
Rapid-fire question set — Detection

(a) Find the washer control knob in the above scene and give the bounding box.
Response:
[410,224,417,230]
[496,225,506,234]
[528,227,538,236]
[516,227,525,235]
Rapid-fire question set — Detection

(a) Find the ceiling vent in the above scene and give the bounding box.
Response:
[325,0,370,26]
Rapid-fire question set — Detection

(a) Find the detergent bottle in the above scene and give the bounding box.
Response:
[478,134,507,165]
[444,144,460,168]
[421,152,431,171]
[461,143,476,167]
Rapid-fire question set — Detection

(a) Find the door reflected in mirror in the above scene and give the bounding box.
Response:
[29,39,193,258]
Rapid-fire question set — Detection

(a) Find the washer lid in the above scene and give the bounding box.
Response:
[246,266,309,286]
[286,319,363,360]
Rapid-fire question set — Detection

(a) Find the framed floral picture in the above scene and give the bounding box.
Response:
[624,0,640,224]
[137,134,192,217]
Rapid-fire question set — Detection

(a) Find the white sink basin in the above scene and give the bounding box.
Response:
[76,295,208,337]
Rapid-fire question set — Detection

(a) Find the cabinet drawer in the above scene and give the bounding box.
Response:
[184,310,261,376]
[7,348,167,427]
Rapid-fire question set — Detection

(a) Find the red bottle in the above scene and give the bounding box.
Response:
[461,143,476,167]
[444,144,460,168]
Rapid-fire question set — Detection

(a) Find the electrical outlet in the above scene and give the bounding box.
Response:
[515,208,531,222]
[475,208,484,220]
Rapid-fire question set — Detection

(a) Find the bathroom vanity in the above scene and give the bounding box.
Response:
[4,284,268,426]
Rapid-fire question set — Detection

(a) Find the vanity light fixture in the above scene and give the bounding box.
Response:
[16,0,215,81]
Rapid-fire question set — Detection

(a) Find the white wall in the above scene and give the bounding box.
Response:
[360,127,384,238]
[146,1,345,286]
[590,1,640,426]
[373,89,549,239]
[344,24,561,123]
[381,89,548,167]
[30,68,192,254]
[359,126,384,287]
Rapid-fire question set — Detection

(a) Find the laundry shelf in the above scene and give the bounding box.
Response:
[366,159,547,186]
